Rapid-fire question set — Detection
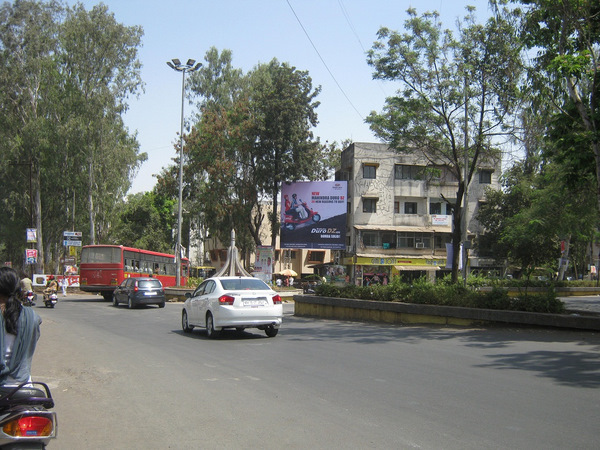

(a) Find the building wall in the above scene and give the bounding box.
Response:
[337,142,501,282]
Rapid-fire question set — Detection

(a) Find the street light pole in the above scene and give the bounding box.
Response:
[167,58,202,286]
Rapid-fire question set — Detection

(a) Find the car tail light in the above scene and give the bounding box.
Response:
[3,416,54,437]
[134,282,138,293]
[272,295,282,304]
[219,295,235,305]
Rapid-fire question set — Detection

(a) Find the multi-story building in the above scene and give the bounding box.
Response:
[336,142,501,285]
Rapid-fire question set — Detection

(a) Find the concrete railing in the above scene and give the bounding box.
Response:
[293,295,600,331]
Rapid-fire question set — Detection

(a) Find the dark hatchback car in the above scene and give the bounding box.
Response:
[112,277,166,309]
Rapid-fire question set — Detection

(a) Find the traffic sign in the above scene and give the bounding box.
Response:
[63,231,82,237]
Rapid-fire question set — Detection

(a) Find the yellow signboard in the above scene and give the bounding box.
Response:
[344,256,445,267]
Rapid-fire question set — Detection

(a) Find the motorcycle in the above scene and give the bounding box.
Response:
[23,291,37,307]
[0,381,57,448]
[43,291,58,308]
[283,201,321,230]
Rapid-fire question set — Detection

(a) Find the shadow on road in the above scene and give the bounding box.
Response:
[282,316,600,388]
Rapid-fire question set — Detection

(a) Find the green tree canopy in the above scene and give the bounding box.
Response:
[367,5,524,282]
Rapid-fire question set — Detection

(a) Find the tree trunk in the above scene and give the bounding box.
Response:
[34,164,44,274]
[270,183,279,249]
[88,159,96,245]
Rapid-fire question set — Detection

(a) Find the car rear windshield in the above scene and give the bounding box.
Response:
[220,279,270,291]
[138,280,162,289]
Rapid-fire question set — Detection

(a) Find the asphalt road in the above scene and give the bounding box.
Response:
[32,294,600,449]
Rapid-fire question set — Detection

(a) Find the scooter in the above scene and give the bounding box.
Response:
[23,291,37,307]
[283,202,321,230]
[43,291,58,308]
[0,381,57,448]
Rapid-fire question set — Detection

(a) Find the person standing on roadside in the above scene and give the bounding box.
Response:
[60,275,68,297]
[0,266,42,385]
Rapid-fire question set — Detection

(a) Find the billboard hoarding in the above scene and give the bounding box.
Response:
[280,181,347,250]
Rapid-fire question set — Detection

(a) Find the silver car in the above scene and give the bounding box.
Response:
[181,276,283,338]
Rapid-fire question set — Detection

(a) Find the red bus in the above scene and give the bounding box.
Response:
[79,245,189,300]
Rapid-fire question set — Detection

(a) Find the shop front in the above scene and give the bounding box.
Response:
[344,256,446,286]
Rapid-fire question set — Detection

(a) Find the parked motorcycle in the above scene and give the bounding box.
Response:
[283,201,321,230]
[0,381,57,448]
[43,291,58,308]
[22,291,37,307]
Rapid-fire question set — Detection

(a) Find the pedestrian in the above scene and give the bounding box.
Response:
[289,276,294,287]
[61,276,68,297]
[0,266,42,385]
[276,278,282,288]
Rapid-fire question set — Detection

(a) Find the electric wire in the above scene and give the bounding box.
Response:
[286,0,364,120]
[337,0,388,97]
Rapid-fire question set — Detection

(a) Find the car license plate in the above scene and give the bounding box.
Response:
[243,297,266,306]
[145,291,156,296]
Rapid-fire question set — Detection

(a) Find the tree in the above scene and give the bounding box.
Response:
[249,59,323,248]
[367,6,523,282]
[182,51,324,255]
[0,1,145,273]
[518,0,600,213]
[59,3,145,245]
[0,0,63,272]
[478,98,598,280]
[107,192,176,252]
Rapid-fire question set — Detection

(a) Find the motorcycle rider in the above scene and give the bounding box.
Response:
[44,275,58,298]
[289,193,308,220]
[0,267,42,385]
[20,272,33,295]
[20,272,35,306]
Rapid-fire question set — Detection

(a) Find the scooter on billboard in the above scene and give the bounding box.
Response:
[283,200,321,231]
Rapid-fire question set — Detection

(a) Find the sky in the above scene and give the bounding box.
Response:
[70,0,493,194]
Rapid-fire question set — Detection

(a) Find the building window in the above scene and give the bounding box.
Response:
[395,164,423,180]
[479,170,492,184]
[362,232,379,247]
[394,201,400,214]
[397,233,415,248]
[430,202,442,215]
[307,251,325,263]
[404,202,418,214]
[363,198,377,213]
[382,232,396,249]
[398,233,432,248]
[363,164,377,179]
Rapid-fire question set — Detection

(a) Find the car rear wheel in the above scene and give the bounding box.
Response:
[182,310,193,333]
[265,326,279,338]
[112,295,119,307]
[158,302,165,308]
[128,297,134,309]
[206,313,219,339]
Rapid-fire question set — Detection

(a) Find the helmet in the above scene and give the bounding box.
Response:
[49,275,54,280]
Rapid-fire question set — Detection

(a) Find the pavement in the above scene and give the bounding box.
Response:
[560,295,600,316]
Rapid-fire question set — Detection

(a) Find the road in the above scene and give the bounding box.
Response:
[32,294,600,449]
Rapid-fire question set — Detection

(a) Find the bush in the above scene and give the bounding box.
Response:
[313,278,565,314]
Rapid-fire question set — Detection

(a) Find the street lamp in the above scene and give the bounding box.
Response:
[167,58,202,286]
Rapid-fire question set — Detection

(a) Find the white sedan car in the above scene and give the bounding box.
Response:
[181,276,283,338]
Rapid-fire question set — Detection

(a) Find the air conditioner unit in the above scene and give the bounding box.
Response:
[415,242,425,249]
